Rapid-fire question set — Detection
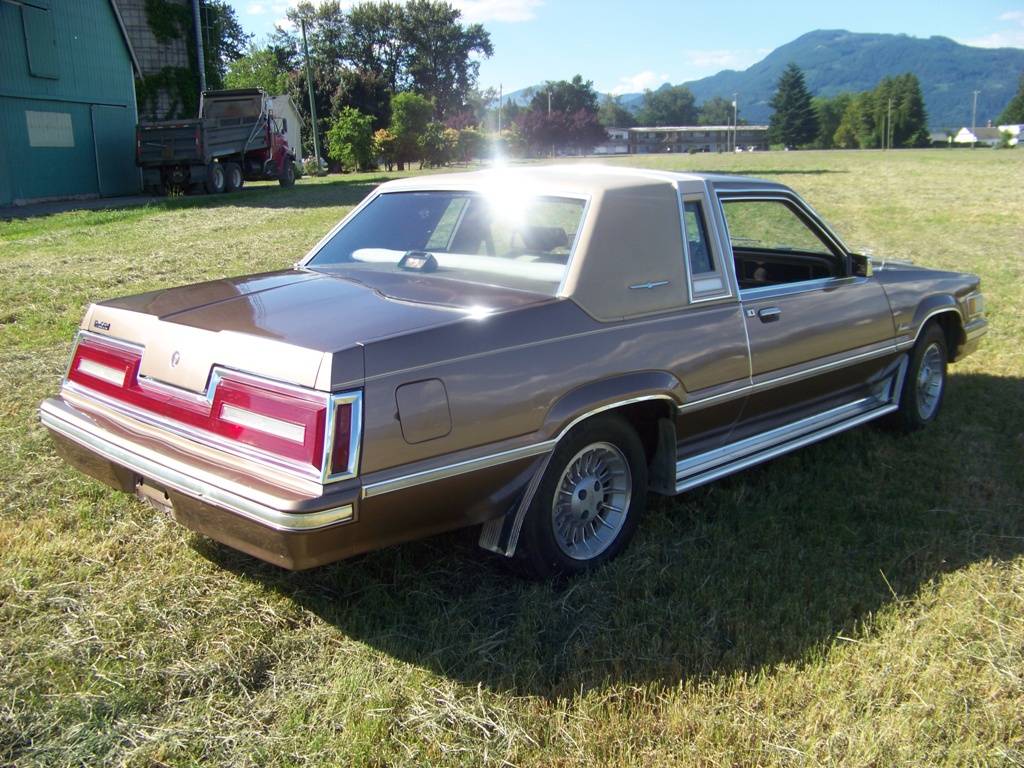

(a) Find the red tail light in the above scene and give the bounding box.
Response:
[66,334,359,481]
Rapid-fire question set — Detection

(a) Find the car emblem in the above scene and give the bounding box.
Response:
[170,351,181,368]
[93,320,111,331]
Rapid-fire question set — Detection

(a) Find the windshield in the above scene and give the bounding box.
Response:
[306,191,587,295]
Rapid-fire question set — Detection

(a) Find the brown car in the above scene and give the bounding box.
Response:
[39,167,988,576]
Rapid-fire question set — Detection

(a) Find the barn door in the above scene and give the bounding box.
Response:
[90,104,139,196]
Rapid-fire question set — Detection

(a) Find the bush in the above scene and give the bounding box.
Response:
[326,107,375,172]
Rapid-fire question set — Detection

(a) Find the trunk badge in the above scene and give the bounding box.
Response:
[170,351,181,368]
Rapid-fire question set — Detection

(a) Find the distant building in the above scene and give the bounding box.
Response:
[953,125,1018,147]
[268,95,303,160]
[593,127,630,155]
[1,0,141,206]
[629,125,770,154]
[928,131,952,146]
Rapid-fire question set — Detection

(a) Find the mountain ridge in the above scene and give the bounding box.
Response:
[498,30,1024,130]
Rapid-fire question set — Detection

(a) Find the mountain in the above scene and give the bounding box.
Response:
[502,30,1024,130]
[676,30,1024,129]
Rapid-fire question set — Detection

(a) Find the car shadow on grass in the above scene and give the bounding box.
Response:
[197,372,1024,699]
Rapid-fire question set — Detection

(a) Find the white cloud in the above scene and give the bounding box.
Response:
[682,48,770,72]
[962,11,1024,48]
[607,70,670,95]
[246,2,267,13]
[450,0,542,23]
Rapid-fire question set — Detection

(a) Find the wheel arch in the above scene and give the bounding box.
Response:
[479,372,681,557]
[910,300,965,361]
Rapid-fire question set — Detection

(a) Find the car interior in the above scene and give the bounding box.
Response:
[721,197,847,289]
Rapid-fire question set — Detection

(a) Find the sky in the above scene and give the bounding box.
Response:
[231,0,1024,94]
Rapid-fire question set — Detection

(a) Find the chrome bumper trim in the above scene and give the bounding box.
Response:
[39,398,353,533]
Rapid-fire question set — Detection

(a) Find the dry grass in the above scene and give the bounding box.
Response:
[1,150,1022,767]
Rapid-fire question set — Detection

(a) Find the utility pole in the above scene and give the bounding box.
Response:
[301,18,321,170]
[886,97,892,150]
[497,84,502,134]
[732,93,738,152]
[971,90,980,148]
[191,0,206,94]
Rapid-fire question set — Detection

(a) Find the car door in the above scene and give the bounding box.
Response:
[717,191,899,440]
[669,180,750,458]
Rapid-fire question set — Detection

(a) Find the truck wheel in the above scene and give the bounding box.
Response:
[886,323,948,432]
[513,414,648,579]
[205,163,225,194]
[223,162,243,192]
[278,161,296,187]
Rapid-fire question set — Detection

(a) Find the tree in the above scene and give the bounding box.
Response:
[697,96,736,126]
[400,0,493,118]
[203,0,251,86]
[768,63,818,147]
[224,44,288,94]
[530,75,600,115]
[636,85,697,126]
[344,1,407,92]
[455,127,485,163]
[813,93,852,149]
[389,91,434,166]
[334,69,392,129]
[326,107,375,171]
[418,123,457,167]
[373,128,398,170]
[598,95,635,128]
[997,74,1024,124]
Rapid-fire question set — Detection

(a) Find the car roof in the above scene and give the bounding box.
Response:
[375,164,785,197]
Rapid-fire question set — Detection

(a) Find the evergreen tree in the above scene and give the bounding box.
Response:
[768,63,818,147]
[997,74,1024,124]
[598,95,635,128]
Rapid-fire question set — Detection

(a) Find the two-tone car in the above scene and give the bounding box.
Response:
[39,166,987,576]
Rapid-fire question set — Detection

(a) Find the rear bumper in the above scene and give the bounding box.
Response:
[40,396,360,569]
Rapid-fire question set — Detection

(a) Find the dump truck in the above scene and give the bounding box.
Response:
[136,88,298,195]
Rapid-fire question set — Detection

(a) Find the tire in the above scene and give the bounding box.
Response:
[886,322,948,432]
[204,163,225,194]
[278,160,296,187]
[223,162,243,192]
[513,414,648,579]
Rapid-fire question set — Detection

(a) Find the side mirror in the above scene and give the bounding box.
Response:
[850,252,873,277]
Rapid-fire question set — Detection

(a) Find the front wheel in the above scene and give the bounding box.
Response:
[513,415,648,578]
[223,162,243,192]
[278,160,296,187]
[887,322,948,432]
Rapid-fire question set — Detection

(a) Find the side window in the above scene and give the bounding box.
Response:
[722,198,842,288]
[682,199,726,298]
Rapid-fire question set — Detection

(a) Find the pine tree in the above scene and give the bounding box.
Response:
[997,74,1024,124]
[768,63,818,147]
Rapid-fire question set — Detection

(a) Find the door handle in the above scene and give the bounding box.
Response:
[757,306,782,322]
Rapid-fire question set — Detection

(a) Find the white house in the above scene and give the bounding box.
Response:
[267,95,303,159]
[953,125,1020,146]
[592,127,630,155]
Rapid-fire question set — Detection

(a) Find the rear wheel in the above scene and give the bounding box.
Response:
[223,162,243,192]
[887,323,948,432]
[204,163,225,194]
[514,415,648,578]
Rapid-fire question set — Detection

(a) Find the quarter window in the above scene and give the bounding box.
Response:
[682,199,726,298]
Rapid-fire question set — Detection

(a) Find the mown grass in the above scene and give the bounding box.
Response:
[1,150,1022,766]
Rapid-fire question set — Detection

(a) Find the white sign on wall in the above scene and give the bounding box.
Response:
[26,110,75,148]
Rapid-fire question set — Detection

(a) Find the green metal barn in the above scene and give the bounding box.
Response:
[0,0,141,207]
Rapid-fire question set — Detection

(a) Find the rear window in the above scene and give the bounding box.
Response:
[307,191,587,295]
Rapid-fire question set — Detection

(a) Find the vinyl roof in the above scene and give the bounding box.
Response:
[376,164,781,196]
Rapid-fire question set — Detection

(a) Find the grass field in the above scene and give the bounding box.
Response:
[1,150,1022,767]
